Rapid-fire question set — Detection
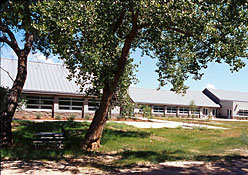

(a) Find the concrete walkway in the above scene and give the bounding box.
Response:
[111,117,227,129]
[19,118,227,129]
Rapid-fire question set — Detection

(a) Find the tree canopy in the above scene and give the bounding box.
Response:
[32,0,248,93]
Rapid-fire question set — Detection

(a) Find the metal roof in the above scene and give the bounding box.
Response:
[204,88,248,102]
[129,87,220,108]
[0,58,86,95]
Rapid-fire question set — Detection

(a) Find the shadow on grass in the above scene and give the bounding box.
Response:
[2,120,151,161]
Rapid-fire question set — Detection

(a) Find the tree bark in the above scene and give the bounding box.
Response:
[0,32,33,147]
[83,11,139,150]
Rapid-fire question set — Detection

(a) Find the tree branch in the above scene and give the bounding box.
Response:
[0,22,20,53]
[112,6,127,33]
[0,66,14,82]
[0,36,12,47]
[23,32,34,55]
[167,27,211,49]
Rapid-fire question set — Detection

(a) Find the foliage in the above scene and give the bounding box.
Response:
[35,113,41,119]
[84,114,90,120]
[67,113,76,121]
[140,105,152,118]
[31,0,248,93]
[16,94,27,112]
[189,100,198,116]
[55,114,62,120]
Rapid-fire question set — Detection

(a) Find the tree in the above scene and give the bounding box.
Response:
[32,0,248,149]
[0,1,36,146]
[189,100,198,118]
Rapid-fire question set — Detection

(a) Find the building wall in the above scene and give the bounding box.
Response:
[219,101,233,118]
[15,93,121,119]
[232,101,248,118]
[134,104,218,118]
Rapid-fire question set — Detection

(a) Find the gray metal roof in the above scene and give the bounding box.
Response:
[129,87,220,108]
[205,88,248,102]
[0,58,86,95]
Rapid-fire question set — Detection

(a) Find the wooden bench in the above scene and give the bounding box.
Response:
[33,132,65,149]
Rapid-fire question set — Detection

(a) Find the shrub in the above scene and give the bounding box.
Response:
[67,113,76,121]
[84,114,90,120]
[140,105,152,119]
[35,113,42,119]
[116,115,123,120]
[55,114,61,120]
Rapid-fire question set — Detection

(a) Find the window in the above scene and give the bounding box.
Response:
[26,95,54,109]
[179,107,189,114]
[203,108,208,115]
[88,99,100,111]
[153,106,165,113]
[239,110,248,116]
[59,97,84,110]
[167,106,177,114]
[212,109,217,116]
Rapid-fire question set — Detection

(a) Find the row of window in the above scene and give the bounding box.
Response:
[152,106,200,114]
[239,110,248,116]
[26,95,99,111]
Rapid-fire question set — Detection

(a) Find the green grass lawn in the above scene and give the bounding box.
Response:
[1,119,248,167]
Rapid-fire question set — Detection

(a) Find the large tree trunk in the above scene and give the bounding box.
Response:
[83,11,139,150]
[83,85,114,149]
[0,31,33,147]
[0,55,28,147]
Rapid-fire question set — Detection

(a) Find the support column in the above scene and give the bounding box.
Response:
[199,108,203,118]
[176,106,179,117]
[83,98,89,118]
[164,106,166,116]
[53,96,59,118]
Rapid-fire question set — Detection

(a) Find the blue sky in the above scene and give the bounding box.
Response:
[1,43,248,93]
[131,50,248,92]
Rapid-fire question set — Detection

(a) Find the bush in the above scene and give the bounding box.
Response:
[35,113,42,119]
[140,105,152,119]
[84,114,90,120]
[67,113,76,121]
[55,114,61,120]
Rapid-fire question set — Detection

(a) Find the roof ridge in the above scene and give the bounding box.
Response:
[0,57,64,66]
[206,88,248,94]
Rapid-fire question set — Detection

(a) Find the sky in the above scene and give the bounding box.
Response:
[1,42,248,93]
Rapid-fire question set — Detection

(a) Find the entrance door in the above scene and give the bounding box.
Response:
[227,109,232,118]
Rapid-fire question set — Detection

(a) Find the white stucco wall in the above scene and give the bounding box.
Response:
[232,101,248,117]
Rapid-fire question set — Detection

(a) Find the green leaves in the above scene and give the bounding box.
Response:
[29,0,248,94]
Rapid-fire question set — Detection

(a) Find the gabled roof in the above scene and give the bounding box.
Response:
[129,87,220,108]
[204,88,248,102]
[0,58,87,95]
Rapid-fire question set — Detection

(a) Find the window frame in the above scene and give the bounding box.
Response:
[26,95,54,110]
[239,109,248,116]
[167,106,177,114]
[153,106,165,113]
[88,99,100,111]
[58,97,84,111]
[179,107,189,114]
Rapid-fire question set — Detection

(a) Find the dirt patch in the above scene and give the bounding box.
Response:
[3,158,248,175]
[149,135,169,142]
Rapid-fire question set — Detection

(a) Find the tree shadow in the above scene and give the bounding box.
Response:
[2,120,151,161]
